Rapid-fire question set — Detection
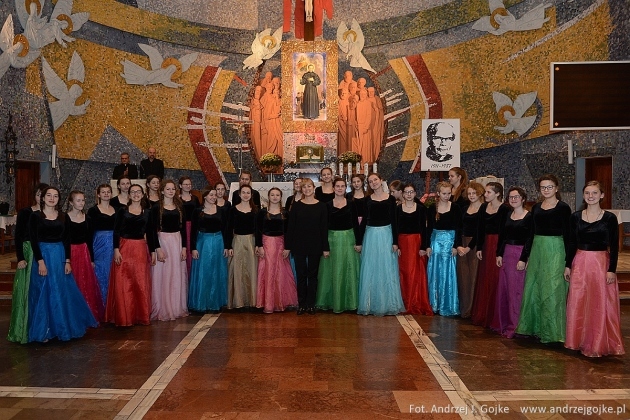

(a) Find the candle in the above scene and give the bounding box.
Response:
[347,162,352,176]
[339,162,344,177]
[331,165,336,177]
[364,163,368,175]
[373,162,377,174]
[356,162,360,174]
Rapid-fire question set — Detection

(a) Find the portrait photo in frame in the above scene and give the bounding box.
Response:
[420,119,461,171]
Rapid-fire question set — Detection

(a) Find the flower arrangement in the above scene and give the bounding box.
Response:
[419,192,437,208]
[337,151,362,164]
[259,153,282,167]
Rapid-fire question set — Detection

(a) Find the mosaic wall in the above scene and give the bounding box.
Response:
[0,0,629,209]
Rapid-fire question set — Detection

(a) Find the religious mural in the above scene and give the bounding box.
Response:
[0,0,629,207]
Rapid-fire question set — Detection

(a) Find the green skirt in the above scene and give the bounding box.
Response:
[516,235,569,343]
[7,241,33,344]
[316,229,360,313]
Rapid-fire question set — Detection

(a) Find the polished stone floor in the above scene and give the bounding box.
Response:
[0,302,629,420]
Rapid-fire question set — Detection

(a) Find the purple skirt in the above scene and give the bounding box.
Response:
[491,244,526,338]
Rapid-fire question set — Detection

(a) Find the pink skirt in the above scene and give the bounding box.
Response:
[566,250,624,357]
[256,235,297,313]
[151,232,188,321]
[71,243,105,322]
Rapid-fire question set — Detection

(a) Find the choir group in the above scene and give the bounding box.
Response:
[5,167,625,358]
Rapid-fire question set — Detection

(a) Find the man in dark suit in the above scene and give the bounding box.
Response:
[231,171,261,207]
[139,147,165,179]
[112,152,139,179]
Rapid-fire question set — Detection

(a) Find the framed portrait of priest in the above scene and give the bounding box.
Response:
[292,52,327,121]
[420,119,461,171]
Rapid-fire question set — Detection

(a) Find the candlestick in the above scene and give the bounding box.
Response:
[364,163,368,175]
[339,162,344,177]
[372,162,377,174]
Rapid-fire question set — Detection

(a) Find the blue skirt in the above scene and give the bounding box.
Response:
[188,232,228,311]
[93,230,114,302]
[427,229,459,316]
[358,225,405,316]
[28,242,97,342]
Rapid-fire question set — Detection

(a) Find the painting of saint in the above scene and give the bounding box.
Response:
[292,52,327,121]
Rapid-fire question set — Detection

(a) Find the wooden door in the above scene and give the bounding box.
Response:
[15,161,40,211]
[584,156,612,209]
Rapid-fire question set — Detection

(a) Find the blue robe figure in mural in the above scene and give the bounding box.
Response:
[300,64,321,119]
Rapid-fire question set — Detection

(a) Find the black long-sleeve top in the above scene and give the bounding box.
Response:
[451,193,469,211]
[566,211,619,272]
[396,203,428,250]
[476,203,510,250]
[315,186,335,203]
[87,205,117,232]
[255,209,288,247]
[190,207,228,251]
[362,195,398,246]
[346,193,366,218]
[226,207,257,249]
[497,211,533,257]
[461,204,482,249]
[29,211,71,262]
[113,207,155,251]
[426,203,463,248]
[285,195,300,211]
[521,201,571,263]
[286,200,329,254]
[68,218,94,260]
[182,196,201,222]
[110,196,129,210]
[327,199,362,245]
[151,207,186,248]
[14,207,33,261]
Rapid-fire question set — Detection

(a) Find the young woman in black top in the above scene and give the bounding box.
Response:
[314,167,335,202]
[348,174,366,225]
[179,176,200,276]
[111,176,131,209]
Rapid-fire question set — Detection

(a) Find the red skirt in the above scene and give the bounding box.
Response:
[398,233,433,315]
[105,238,152,326]
[71,243,105,322]
[566,250,624,357]
[471,234,500,328]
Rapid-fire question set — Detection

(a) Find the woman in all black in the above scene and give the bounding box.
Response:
[285,178,303,211]
[179,176,201,277]
[347,174,367,225]
[111,177,131,209]
[286,178,329,315]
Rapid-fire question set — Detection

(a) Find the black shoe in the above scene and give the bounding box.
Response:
[307,307,316,315]
[297,307,306,315]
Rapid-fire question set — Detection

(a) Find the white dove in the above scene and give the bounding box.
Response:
[493,91,537,135]
[0,14,41,79]
[472,0,551,36]
[121,43,198,88]
[42,51,91,130]
[16,0,89,49]
[336,19,375,73]
[242,27,282,70]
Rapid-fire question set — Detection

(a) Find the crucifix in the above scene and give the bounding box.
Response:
[226,103,253,174]
[283,0,334,41]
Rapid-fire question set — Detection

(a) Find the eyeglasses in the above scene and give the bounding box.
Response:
[508,195,522,200]
[403,191,415,194]
[540,185,556,191]
[130,190,143,195]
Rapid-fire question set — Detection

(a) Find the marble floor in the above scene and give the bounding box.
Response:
[0,301,629,420]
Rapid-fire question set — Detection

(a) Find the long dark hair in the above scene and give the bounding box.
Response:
[450,167,469,202]
[538,173,562,201]
[157,179,183,231]
[238,185,257,212]
[32,183,49,206]
[266,187,284,220]
[129,184,150,209]
[39,186,64,220]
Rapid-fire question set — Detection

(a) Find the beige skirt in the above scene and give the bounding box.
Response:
[227,234,258,308]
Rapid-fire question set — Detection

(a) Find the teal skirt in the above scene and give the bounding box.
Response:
[516,235,569,343]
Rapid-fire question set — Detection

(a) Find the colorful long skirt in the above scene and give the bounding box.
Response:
[151,231,188,321]
[516,235,569,343]
[93,230,114,304]
[491,244,526,338]
[257,235,297,313]
[565,250,624,357]
[471,233,500,328]
[105,238,151,326]
[456,236,478,318]
[28,242,97,342]
[358,225,405,316]
[7,241,33,343]
[188,232,228,312]
[70,243,105,322]
[317,229,360,313]
[227,234,258,308]
[398,233,432,315]
[427,229,459,316]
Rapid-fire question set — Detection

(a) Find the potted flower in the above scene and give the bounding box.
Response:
[337,151,362,164]
[260,153,283,173]
[419,192,437,208]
